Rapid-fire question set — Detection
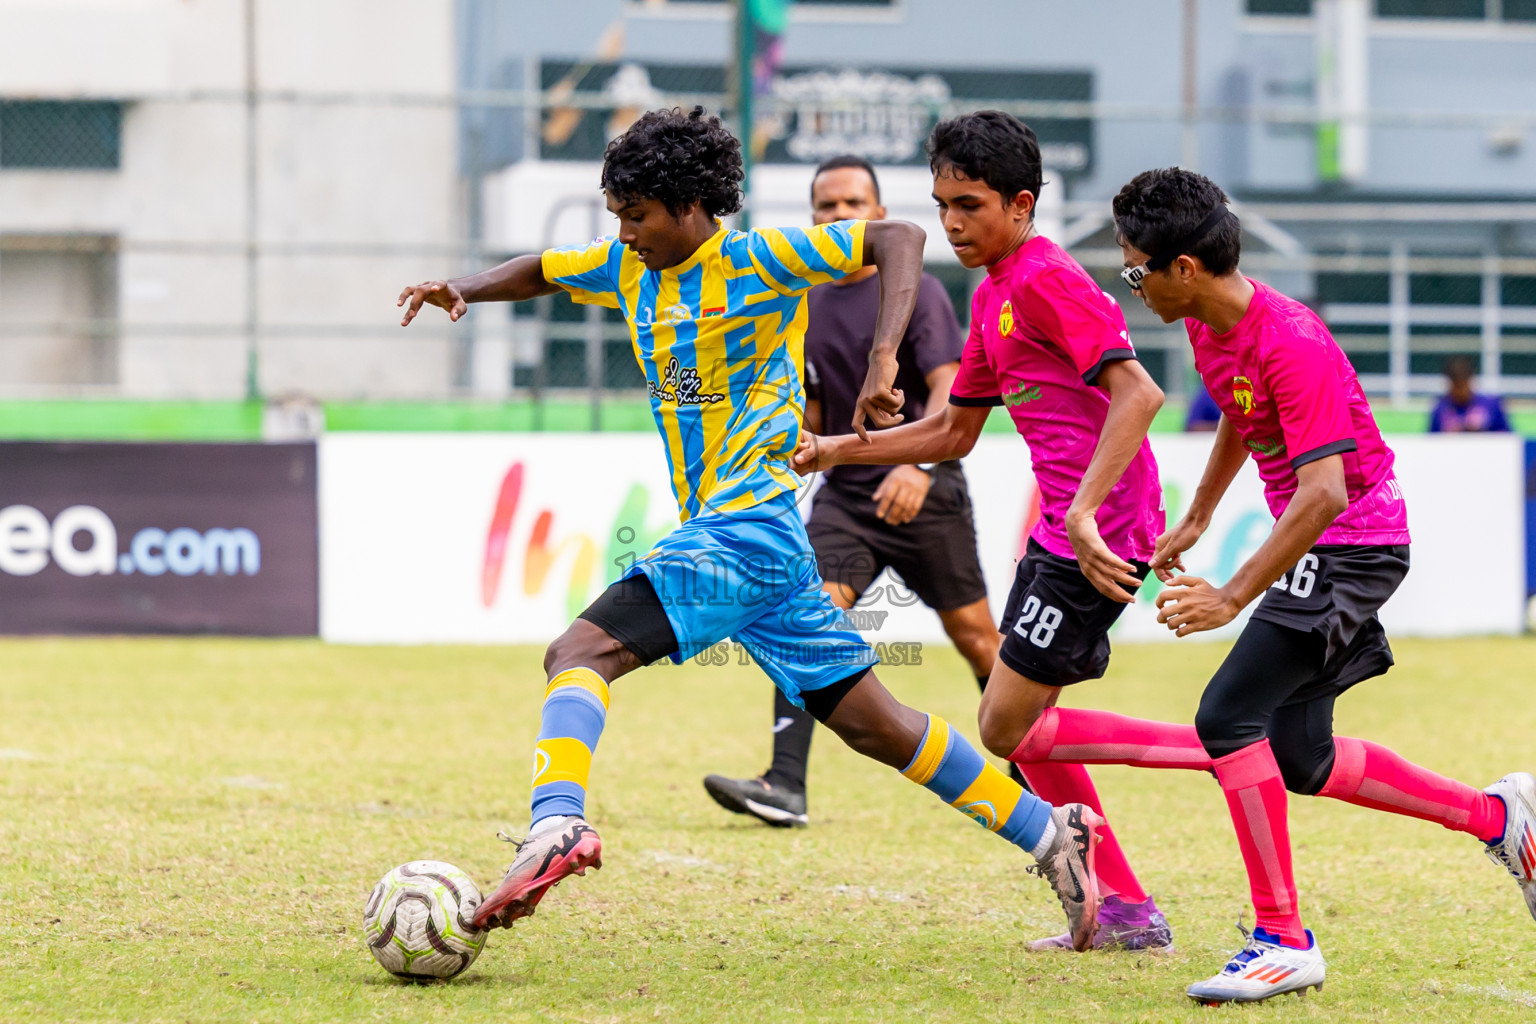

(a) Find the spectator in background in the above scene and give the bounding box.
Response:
[1429,356,1511,433]
[1184,379,1222,432]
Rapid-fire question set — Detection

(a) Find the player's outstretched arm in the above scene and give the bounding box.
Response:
[1066,359,1164,603]
[793,402,988,476]
[852,219,926,439]
[1156,454,1348,636]
[397,254,559,326]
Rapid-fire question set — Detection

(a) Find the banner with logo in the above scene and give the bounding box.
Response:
[535,60,1094,177]
[319,432,1525,646]
[0,442,318,635]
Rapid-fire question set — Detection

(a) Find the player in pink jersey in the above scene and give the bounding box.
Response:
[1105,167,1536,1004]
[794,111,1183,952]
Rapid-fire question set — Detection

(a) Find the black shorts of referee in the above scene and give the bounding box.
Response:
[806,463,988,612]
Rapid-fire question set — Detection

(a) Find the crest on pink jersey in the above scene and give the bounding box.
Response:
[998,300,1015,337]
[1231,375,1255,415]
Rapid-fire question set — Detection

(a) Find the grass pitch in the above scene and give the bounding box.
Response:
[2,636,1534,1023]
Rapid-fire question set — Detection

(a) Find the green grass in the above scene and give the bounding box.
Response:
[2,637,1535,1022]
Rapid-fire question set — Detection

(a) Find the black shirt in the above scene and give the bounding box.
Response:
[804,271,965,498]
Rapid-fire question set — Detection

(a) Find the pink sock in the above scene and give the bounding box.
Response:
[1319,736,1505,842]
[1013,706,1212,771]
[1020,761,1148,903]
[1213,740,1308,948]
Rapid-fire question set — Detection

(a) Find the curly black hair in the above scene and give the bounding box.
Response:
[1112,168,1241,276]
[927,111,1042,203]
[600,106,744,219]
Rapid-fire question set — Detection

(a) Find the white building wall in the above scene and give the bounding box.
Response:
[0,0,461,398]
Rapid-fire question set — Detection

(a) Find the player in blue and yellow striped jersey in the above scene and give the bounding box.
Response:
[398,106,1106,947]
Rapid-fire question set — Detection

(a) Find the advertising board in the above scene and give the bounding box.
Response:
[320,433,1526,647]
[0,442,318,634]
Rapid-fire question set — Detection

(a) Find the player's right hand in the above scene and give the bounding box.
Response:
[397,280,467,326]
[1150,516,1206,583]
[851,351,904,441]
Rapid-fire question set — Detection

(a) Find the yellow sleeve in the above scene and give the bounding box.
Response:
[745,220,867,296]
[541,237,623,308]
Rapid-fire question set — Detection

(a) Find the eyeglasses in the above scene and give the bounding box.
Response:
[1119,204,1232,293]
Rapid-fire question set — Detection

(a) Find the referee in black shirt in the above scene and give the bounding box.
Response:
[703,155,1016,827]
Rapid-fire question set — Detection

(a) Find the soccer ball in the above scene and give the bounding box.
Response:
[362,860,488,980]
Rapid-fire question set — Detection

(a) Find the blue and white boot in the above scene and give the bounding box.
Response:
[1186,923,1325,1005]
[1484,772,1536,923]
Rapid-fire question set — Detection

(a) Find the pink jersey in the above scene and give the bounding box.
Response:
[950,235,1164,562]
[1185,279,1410,545]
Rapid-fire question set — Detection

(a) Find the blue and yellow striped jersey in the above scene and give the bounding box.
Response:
[542,220,868,522]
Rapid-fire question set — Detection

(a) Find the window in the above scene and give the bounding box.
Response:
[1247,0,1313,14]
[1409,273,1480,305]
[1377,0,1486,17]
[1376,0,1536,17]
[1248,0,1536,17]
[0,101,122,170]
[1502,276,1536,306]
[1316,272,1390,305]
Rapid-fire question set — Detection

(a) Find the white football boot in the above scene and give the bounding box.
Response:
[1186,923,1325,1005]
[1484,772,1536,923]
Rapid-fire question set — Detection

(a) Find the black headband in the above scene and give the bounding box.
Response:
[1145,205,1231,271]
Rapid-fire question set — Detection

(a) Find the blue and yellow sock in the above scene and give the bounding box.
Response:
[901,714,1054,854]
[529,667,609,825]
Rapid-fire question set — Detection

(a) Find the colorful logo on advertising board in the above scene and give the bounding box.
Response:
[480,462,674,621]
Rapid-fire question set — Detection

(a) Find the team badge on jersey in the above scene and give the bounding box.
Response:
[1232,375,1256,415]
[659,303,692,326]
[998,300,1015,337]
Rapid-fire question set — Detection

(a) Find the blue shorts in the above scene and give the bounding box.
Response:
[624,491,877,708]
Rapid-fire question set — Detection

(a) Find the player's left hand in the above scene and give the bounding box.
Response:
[792,432,837,476]
[872,465,931,525]
[852,351,904,441]
[1155,576,1242,636]
[1066,509,1142,604]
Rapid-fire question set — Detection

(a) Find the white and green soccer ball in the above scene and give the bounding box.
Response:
[362,860,488,980]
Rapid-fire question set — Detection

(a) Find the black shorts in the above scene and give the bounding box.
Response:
[574,573,865,724]
[996,538,1148,687]
[805,468,988,612]
[1249,544,1410,703]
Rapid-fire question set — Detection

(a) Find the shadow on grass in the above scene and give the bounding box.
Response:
[358,971,523,988]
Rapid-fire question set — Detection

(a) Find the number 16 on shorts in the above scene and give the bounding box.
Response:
[1011,595,1063,648]
[1271,553,1319,600]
